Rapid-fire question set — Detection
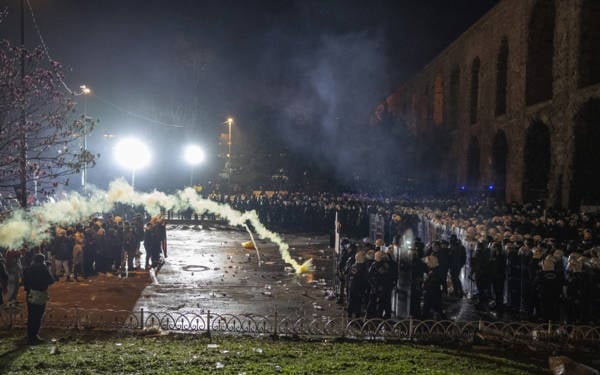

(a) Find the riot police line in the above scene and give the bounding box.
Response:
[334,208,600,324]
[173,190,600,324]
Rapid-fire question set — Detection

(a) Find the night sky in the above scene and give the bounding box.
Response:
[0,0,499,192]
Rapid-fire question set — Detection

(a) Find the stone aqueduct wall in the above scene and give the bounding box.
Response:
[374,0,600,208]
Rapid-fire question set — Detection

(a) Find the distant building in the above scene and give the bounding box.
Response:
[372,0,600,209]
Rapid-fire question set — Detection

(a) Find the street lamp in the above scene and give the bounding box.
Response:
[224,117,234,182]
[183,144,205,186]
[80,85,91,96]
[114,137,151,190]
[226,118,233,157]
[80,84,92,193]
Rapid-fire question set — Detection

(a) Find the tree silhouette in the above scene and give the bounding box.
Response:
[0,41,96,207]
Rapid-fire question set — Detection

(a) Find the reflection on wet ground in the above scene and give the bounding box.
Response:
[135,225,506,321]
[134,225,341,318]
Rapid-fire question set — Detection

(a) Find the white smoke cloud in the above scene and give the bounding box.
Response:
[0,178,312,273]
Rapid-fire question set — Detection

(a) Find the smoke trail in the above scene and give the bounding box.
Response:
[176,187,314,274]
[0,178,313,274]
[243,223,261,266]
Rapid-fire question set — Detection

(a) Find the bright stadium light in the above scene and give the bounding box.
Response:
[184,145,205,166]
[114,137,151,189]
[184,144,205,186]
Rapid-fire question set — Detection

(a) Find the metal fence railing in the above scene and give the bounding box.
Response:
[2,306,599,348]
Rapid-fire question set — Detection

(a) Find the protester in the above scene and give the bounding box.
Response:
[0,251,8,306]
[23,253,54,345]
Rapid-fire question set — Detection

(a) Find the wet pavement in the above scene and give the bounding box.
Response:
[134,224,344,318]
[134,224,502,321]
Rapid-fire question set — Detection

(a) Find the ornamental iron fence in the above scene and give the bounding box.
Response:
[1,305,599,348]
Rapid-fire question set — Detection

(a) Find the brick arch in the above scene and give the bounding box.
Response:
[495,37,509,116]
[470,57,480,124]
[492,130,508,199]
[578,0,600,88]
[523,120,551,203]
[570,98,600,208]
[448,66,460,130]
[526,0,555,106]
[433,74,444,125]
[466,136,480,190]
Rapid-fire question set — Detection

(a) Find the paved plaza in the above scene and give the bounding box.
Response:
[134,225,341,317]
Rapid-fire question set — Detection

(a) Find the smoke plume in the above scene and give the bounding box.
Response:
[0,178,312,274]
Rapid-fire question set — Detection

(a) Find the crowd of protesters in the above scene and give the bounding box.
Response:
[0,211,167,308]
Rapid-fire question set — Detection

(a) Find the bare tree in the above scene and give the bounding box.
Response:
[0,41,96,207]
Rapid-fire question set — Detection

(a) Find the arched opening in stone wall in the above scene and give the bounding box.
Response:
[470,57,480,124]
[448,67,460,130]
[526,0,555,106]
[492,130,508,200]
[447,166,457,193]
[433,74,444,125]
[496,38,509,116]
[467,136,480,191]
[523,121,551,203]
[570,99,600,209]
[578,0,600,88]
[424,87,431,124]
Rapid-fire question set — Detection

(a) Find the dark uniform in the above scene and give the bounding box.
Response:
[409,250,427,319]
[347,255,368,319]
[122,224,138,272]
[0,252,8,306]
[524,250,543,319]
[422,255,444,319]
[144,220,163,269]
[505,244,522,311]
[437,240,450,295]
[336,240,353,304]
[535,259,562,322]
[489,242,507,312]
[566,269,587,323]
[383,248,398,319]
[366,252,391,318]
[83,222,97,277]
[471,242,491,310]
[448,235,466,297]
[23,254,54,345]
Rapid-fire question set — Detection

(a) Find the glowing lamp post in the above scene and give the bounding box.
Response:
[80,84,92,193]
[183,144,205,186]
[226,118,233,159]
[225,117,233,177]
[114,137,151,190]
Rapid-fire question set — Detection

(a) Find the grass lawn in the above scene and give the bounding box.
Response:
[0,330,549,374]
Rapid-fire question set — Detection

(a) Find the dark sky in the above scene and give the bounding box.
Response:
[0,0,499,192]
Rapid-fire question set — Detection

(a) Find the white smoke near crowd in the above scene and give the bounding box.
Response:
[0,178,313,274]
